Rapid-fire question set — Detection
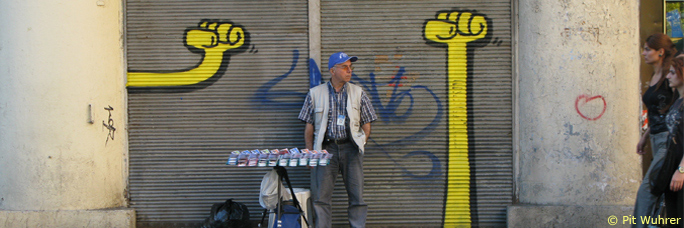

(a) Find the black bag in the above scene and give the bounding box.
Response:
[650,103,684,196]
[200,199,251,228]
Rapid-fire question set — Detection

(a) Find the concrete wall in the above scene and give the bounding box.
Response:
[639,0,664,177]
[512,0,641,225]
[0,210,135,228]
[0,0,132,226]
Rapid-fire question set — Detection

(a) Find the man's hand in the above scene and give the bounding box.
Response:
[361,123,371,142]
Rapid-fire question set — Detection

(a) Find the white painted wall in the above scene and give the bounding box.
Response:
[0,0,126,210]
[517,0,641,205]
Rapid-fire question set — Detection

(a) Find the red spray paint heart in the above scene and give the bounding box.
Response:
[575,95,606,121]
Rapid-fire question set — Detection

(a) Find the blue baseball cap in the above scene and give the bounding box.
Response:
[328,52,358,70]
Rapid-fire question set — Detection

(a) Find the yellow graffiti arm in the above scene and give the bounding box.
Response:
[424,11,489,227]
[127,21,245,87]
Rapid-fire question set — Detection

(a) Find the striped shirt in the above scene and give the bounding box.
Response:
[298,82,377,140]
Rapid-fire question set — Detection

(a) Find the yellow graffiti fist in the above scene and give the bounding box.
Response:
[186,20,245,51]
[424,12,487,44]
[127,20,246,87]
[423,11,489,228]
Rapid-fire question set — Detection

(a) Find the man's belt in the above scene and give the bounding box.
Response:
[324,137,350,144]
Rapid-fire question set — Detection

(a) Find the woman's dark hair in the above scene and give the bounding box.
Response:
[673,56,684,84]
[645,33,676,90]
[670,57,684,113]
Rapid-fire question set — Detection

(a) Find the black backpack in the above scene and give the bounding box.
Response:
[200,199,251,228]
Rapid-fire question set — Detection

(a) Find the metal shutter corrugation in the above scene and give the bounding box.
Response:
[320,1,512,227]
[126,1,310,226]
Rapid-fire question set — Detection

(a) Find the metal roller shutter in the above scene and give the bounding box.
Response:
[320,1,513,227]
[126,1,310,227]
[126,0,513,227]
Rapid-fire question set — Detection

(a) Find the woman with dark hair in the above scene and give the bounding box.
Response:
[663,56,684,226]
[634,33,679,228]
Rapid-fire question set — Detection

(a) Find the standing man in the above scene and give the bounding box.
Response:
[298,52,377,228]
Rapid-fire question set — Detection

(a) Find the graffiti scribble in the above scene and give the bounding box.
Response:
[254,49,444,180]
[252,50,306,108]
[353,68,444,180]
[103,106,116,145]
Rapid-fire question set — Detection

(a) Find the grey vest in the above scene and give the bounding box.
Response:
[310,82,367,154]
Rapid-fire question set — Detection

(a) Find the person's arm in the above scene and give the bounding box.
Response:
[671,105,684,191]
[298,92,315,150]
[671,152,684,192]
[305,123,314,150]
[637,127,650,155]
[361,122,371,141]
[358,90,376,142]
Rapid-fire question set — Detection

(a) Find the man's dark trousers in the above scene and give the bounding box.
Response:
[311,141,367,228]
